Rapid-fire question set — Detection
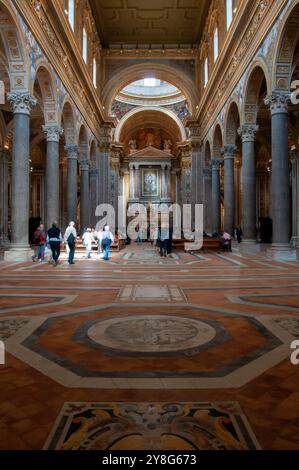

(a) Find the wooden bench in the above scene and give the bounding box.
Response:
[172,237,221,252]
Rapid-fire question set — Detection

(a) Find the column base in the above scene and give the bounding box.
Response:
[238,240,261,253]
[4,245,33,262]
[291,236,299,249]
[267,244,297,261]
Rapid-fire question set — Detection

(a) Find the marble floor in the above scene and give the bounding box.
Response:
[0,243,299,450]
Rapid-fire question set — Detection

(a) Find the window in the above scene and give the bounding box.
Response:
[213,28,219,62]
[204,58,209,88]
[68,0,74,31]
[82,27,87,63]
[93,58,97,87]
[226,0,233,30]
[144,78,158,87]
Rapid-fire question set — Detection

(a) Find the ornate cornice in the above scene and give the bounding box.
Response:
[42,125,64,142]
[264,93,291,115]
[238,124,259,143]
[7,92,37,115]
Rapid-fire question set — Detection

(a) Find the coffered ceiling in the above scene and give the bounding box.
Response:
[89,0,210,47]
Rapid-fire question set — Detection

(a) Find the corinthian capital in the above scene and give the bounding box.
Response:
[238,125,259,143]
[221,145,237,159]
[264,93,290,115]
[7,92,37,115]
[42,125,64,143]
[211,157,222,170]
[80,159,90,171]
[64,144,78,160]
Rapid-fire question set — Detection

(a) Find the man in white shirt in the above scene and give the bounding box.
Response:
[82,227,94,259]
[64,221,77,264]
[99,225,114,261]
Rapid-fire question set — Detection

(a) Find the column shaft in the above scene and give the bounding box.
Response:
[65,145,78,224]
[211,157,221,233]
[222,146,236,236]
[80,161,90,232]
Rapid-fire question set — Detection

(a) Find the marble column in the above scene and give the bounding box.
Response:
[98,126,111,206]
[238,125,258,243]
[0,147,9,246]
[6,92,37,260]
[129,163,135,200]
[265,93,291,248]
[203,167,212,234]
[134,164,140,199]
[80,159,90,232]
[179,144,192,205]
[291,149,299,248]
[89,167,98,228]
[222,145,236,236]
[42,125,63,229]
[64,144,78,224]
[165,164,171,200]
[211,157,221,233]
[161,164,166,199]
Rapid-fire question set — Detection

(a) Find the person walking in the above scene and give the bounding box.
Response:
[47,222,63,266]
[82,227,94,259]
[64,221,77,265]
[99,225,114,261]
[32,223,46,262]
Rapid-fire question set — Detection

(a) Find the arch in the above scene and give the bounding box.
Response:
[32,61,58,125]
[225,100,241,144]
[272,1,299,92]
[0,0,29,92]
[204,140,212,166]
[212,124,223,156]
[114,106,187,144]
[60,97,76,145]
[90,139,96,166]
[102,63,199,116]
[243,62,269,125]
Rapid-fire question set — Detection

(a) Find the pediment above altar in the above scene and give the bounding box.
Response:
[129,146,173,159]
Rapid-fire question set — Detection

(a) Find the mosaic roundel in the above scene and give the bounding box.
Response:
[87,314,217,353]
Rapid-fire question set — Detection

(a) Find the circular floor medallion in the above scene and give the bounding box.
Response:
[87,314,217,353]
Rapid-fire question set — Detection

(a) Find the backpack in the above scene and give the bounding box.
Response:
[101,234,111,246]
[34,230,41,244]
[67,232,75,245]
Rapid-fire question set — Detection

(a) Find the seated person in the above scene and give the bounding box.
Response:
[220,231,232,251]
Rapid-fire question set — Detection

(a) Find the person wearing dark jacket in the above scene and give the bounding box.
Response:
[47,222,62,266]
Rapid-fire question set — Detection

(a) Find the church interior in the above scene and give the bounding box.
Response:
[0,0,299,451]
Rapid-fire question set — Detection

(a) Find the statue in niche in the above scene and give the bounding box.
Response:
[163,139,172,151]
[128,139,137,153]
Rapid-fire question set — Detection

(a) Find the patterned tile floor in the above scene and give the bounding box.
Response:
[0,244,299,449]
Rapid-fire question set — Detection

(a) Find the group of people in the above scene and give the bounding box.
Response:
[32,222,114,266]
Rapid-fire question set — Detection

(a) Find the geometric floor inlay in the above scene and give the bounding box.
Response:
[44,401,261,450]
[118,285,186,302]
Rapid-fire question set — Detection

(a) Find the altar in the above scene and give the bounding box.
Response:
[128,146,173,205]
